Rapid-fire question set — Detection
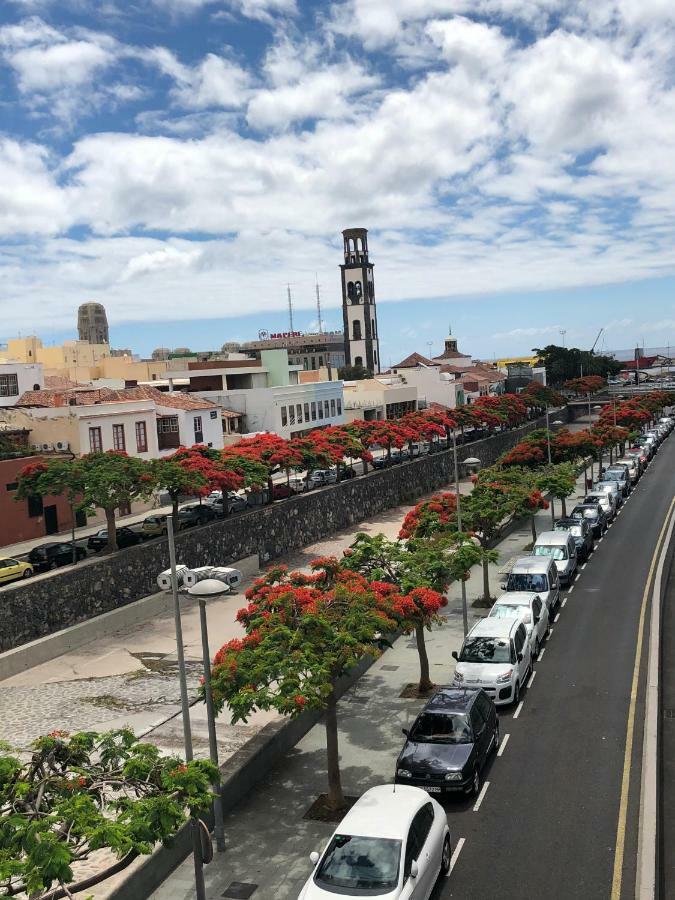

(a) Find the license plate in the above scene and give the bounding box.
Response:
[424,786,442,793]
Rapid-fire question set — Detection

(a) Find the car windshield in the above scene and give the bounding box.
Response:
[491,604,531,624]
[533,545,566,560]
[586,495,605,504]
[460,636,512,664]
[507,573,548,592]
[568,525,582,538]
[573,507,597,520]
[315,834,401,893]
[410,712,472,744]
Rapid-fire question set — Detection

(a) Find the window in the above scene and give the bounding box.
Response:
[311,356,316,369]
[374,350,378,365]
[311,401,317,420]
[404,806,433,881]
[210,409,218,419]
[89,426,102,452]
[194,416,203,442]
[330,399,336,416]
[355,356,363,367]
[410,713,472,744]
[318,402,323,420]
[315,835,401,893]
[353,320,362,340]
[304,403,310,421]
[0,374,19,397]
[289,406,296,425]
[135,421,148,453]
[281,406,288,426]
[112,424,126,451]
[532,596,542,620]
[372,318,376,337]
[5,482,18,492]
[27,494,43,517]
[337,398,342,415]
[470,705,487,735]
[324,400,330,417]
[319,355,324,366]
[157,416,179,433]
[296,403,303,423]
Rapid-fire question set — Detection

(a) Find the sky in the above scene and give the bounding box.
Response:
[1,0,675,364]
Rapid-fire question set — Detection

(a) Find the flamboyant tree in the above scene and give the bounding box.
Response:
[536,463,578,522]
[209,558,398,811]
[16,459,87,560]
[154,445,244,525]
[519,381,566,410]
[0,729,216,899]
[563,375,606,396]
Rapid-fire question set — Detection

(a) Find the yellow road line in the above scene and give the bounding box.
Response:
[611,495,675,900]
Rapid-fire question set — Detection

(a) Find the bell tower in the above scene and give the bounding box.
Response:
[340,227,380,373]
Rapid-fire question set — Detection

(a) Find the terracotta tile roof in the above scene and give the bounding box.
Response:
[221,409,243,419]
[392,351,438,368]
[16,385,217,411]
[44,375,87,389]
[623,356,658,370]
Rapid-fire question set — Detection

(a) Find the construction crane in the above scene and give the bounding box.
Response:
[590,327,604,355]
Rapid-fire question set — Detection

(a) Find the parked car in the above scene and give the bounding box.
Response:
[271,482,294,500]
[554,517,594,563]
[395,688,499,797]
[306,469,338,488]
[337,465,358,479]
[301,785,451,899]
[488,591,549,657]
[632,436,654,459]
[141,514,168,538]
[584,492,615,522]
[28,542,86,571]
[614,457,640,485]
[603,466,631,497]
[452,617,531,706]
[532,530,578,585]
[593,479,623,510]
[372,455,396,469]
[177,504,217,529]
[570,503,607,538]
[503,556,560,617]
[0,557,33,583]
[87,527,141,551]
[624,448,647,474]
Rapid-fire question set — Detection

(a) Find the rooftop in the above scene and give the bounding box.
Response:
[16,385,217,411]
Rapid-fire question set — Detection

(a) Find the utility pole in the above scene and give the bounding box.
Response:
[287,284,295,333]
[560,329,567,347]
[452,431,468,637]
[315,276,323,334]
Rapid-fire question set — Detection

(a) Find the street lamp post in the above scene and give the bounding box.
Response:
[452,430,468,637]
[166,518,207,900]
[545,406,552,465]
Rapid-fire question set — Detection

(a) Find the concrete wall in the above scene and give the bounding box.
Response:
[0,409,573,653]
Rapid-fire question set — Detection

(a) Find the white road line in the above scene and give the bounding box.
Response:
[537,647,546,661]
[568,585,575,594]
[562,597,568,607]
[548,627,554,637]
[497,733,510,757]
[473,781,490,812]
[581,562,588,570]
[599,537,604,544]
[527,670,536,688]
[554,613,560,623]
[449,837,465,874]
[513,700,524,719]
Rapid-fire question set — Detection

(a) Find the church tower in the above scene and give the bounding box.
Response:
[340,228,380,373]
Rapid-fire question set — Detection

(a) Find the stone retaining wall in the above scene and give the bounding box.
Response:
[0,408,574,652]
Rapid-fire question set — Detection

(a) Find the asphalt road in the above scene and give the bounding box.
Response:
[434,434,675,900]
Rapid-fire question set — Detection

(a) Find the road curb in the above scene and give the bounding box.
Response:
[636,497,675,899]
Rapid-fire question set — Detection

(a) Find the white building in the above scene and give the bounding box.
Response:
[0,362,44,407]
[390,354,465,409]
[343,376,418,423]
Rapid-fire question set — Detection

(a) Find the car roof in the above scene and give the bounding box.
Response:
[510,556,554,573]
[335,785,425,839]
[494,591,538,605]
[424,688,479,713]
[535,531,571,545]
[468,617,520,638]
[572,503,597,511]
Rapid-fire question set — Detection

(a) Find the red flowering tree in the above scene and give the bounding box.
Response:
[399,492,458,540]
[476,465,549,541]
[564,375,606,396]
[344,532,482,693]
[154,445,246,525]
[519,381,566,410]
[208,558,399,811]
[499,440,547,469]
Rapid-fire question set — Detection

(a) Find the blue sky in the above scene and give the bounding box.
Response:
[1,0,674,363]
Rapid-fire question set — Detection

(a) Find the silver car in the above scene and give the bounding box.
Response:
[584,492,615,521]
[594,480,622,511]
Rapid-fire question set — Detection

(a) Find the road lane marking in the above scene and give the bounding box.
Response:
[581,562,588,570]
[611,494,675,900]
[449,838,465,874]
[548,627,554,637]
[554,613,560,623]
[527,671,536,688]
[537,647,546,661]
[562,597,568,607]
[497,733,510,757]
[568,585,575,594]
[473,781,490,812]
[599,537,604,544]
[513,701,524,719]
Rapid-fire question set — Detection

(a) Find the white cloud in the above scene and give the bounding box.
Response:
[9,40,112,91]
[146,47,251,108]
[151,0,296,22]
[0,138,71,236]
[120,244,203,280]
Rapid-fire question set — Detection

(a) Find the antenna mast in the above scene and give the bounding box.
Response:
[315,275,324,334]
[287,284,295,333]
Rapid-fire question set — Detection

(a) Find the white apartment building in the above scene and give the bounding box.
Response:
[0,362,44,407]
[343,376,418,423]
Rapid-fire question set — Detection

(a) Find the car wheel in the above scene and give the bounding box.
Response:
[533,639,540,658]
[441,835,452,876]
[493,723,500,752]
[22,569,32,579]
[513,680,520,706]
[49,560,58,570]
[470,767,481,797]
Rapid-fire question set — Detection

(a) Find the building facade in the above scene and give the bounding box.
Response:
[77,302,109,344]
[343,376,418,423]
[0,454,76,546]
[241,332,345,371]
[0,363,44,408]
[340,228,381,373]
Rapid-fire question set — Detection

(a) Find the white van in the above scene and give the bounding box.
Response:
[532,531,577,585]
[503,556,560,615]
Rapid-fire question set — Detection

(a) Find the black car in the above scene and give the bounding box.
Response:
[29,541,87,571]
[87,526,141,551]
[554,518,594,563]
[395,688,498,797]
[177,504,217,528]
[570,504,607,538]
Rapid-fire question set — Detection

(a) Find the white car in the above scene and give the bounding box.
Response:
[299,784,451,899]
[488,592,549,657]
[452,617,531,706]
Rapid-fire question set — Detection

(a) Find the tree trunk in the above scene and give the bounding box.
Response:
[561,496,568,517]
[171,492,180,529]
[482,556,491,603]
[325,689,345,811]
[530,514,537,542]
[267,475,274,504]
[415,624,433,693]
[105,506,118,552]
[550,498,555,527]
